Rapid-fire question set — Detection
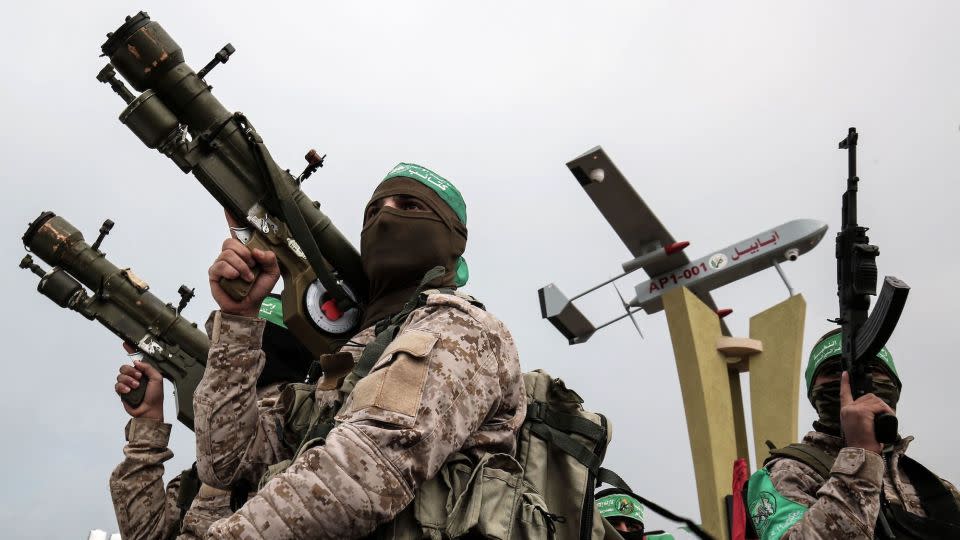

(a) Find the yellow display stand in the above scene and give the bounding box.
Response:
[662,287,806,539]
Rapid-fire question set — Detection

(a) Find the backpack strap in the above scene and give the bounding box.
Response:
[525,402,606,472]
[229,479,253,512]
[526,421,602,472]
[880,457,960,539]
[765,443,835,480]
[896,455,960,527]
[175,463,201,522]
[596,467,633,492]
[528,402,607,443]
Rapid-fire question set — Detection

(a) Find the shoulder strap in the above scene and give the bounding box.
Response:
[175,463,201,522]
[765,443,835,479]
[280,266,450,462]
[596,467,632,492]
[352,266,447,380]
[260,267,471,493]
[525,402,607,472]
[899,455,960,524]
[878,454,960,539]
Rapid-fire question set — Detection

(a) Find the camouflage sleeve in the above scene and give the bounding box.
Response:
[748,448,885,539]
[193,312,289,489]
[178,485,234,540]
[109,417,181,540]
[178,386,286,539]
[206,302,519,539]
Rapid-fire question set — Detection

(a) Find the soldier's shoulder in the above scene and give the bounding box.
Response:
[417,291,507,334]
[764,454,828,496]
[765,455,823,476]
[401,292,517,361]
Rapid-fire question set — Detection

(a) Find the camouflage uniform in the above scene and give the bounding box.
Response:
[193,292,526,539]
[751,430,960,539]
[110,387,282,540]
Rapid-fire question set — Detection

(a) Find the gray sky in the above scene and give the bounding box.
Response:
[2,1,958,537]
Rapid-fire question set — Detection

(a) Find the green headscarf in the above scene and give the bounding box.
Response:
[597,492,645,524]
[805,331,901,395]
[380,163,469,286]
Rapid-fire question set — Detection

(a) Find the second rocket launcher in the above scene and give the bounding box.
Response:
[21,211,207,430]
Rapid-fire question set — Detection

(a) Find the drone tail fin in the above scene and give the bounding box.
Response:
[538,283,596,344]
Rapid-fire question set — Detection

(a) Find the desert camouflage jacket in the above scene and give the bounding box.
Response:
[748,430,960,539]
[193,292,526,539]
[109,385,282,540]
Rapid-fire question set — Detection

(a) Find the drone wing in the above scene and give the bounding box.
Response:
[567,146,730,335]
[566,146,690,277]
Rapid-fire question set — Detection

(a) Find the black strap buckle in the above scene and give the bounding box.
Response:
[526,402,545,422]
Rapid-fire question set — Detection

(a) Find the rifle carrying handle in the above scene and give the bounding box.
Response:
[218,232,269,302]
[875,413,898,445]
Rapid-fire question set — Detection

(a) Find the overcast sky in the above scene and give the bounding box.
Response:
[2,1,958,537]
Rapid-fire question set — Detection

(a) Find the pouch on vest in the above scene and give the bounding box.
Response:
[445,453,554,540]
[370,452,555,540]
[277,382,320,449]
[257,382,338,490]
[336,329,438,429]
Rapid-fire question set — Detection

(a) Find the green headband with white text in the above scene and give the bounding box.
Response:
[805,332,899,391]
[597,493,645,523]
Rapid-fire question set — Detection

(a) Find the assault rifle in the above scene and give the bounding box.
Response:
[21,211,207,430]
[833,127,910,445]
[97,12,367,359]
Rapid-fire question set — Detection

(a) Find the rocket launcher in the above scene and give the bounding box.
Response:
[96,12,368,359]
[21,211,208,430]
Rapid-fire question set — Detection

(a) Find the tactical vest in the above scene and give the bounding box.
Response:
[244,262,616,539]
[762,442,960,539]
[371,369,624,540]
[267,299,708,538]
[258,287,622,539]
[197,268,709,539]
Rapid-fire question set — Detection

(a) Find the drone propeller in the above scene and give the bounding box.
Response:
[614,282,644,339]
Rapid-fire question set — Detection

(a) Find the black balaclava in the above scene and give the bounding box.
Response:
[360,178,467,328]
[617,529,645,540]
[807,328,903,436]
[809,359,902,436]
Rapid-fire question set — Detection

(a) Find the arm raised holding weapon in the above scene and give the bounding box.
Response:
[97,12,367,359]
[20,211,208,429]
[743,130,960,540]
